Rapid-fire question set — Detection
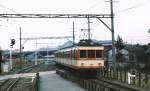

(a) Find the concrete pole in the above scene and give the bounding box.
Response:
[47,44,49,63]
[87,16,91,40]
[35,41,37,65]
[20,27,22,69]
[110,0,116,73]
[73,22,75,45]
[9,47,12,70]
[0,48,2,74]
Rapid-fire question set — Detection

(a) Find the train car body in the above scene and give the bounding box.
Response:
[55,46,105,78]
[55,46,104,68]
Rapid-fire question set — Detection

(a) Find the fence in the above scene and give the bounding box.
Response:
[97,67,150,89]
[33,73,39,91]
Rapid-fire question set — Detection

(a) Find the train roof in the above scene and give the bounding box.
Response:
[55,46,104,53]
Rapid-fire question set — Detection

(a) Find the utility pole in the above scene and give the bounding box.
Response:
[46,44,49,64]
[110,0,116,73]
[9,46,12,70]
[73,22,75,45]
[0,48,2,74]
[35,40,38,65]
[87,16,91,40]
[20,27,22,69]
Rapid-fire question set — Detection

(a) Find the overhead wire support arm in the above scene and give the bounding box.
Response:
[97,18,112,32]
[21,36,73,40]
[0,14,111,18]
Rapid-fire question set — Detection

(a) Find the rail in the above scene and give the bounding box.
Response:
[0,78,20,91]
[0,73,39,91]
[17,64,42,73]
[6,78,20,91]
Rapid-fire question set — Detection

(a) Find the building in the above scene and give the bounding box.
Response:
[107,48,130,69]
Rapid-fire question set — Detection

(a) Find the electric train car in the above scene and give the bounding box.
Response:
[55,46,105,70]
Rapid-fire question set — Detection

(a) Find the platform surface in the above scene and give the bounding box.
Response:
[39,71,86,91]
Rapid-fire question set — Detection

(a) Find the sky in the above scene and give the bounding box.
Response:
[0,0,150,51]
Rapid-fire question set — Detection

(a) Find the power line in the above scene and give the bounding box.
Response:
[90,0,150,29]
[78,0,105,13]
[0,3,18,14]
[115,0,150,14]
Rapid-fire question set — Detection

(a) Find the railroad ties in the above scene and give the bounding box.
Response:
[0,73,39,91]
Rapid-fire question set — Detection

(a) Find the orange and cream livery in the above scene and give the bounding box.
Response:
[55,46,105,69]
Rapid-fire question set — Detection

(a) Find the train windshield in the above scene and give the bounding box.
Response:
[96,50,102,58]
[80,50,102,59]
[80,50,86,58]
[88,50,95,58]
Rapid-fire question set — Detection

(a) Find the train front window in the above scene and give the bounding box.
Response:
[88,50,95,58]
[80,50,87,58]
[96,50,102,58]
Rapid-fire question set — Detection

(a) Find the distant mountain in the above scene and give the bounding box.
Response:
[98,40,112,45]
[56,40,112,49]
[57,40,73,49]
[37,47,58,52]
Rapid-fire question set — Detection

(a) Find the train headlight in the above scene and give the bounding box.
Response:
[98,63,101,66]
[81,63,84,66]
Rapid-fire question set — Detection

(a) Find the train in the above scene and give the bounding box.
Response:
[55,45,105,78]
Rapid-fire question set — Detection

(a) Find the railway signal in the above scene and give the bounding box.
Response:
[10,39,15,70]
[10,39,15,47]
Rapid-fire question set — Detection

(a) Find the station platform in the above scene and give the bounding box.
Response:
[39,71,86,91]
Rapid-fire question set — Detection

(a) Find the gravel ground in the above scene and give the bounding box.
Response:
[11,77,35,91]
[29,62,56,73]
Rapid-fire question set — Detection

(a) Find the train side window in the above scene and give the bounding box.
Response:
[96,50,102,58]
[88,50,95,58]
[80,50,87,58]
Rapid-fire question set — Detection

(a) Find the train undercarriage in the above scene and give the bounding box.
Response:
[55,63,100,78]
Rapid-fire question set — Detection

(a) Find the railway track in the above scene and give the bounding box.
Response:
[0,65,39,91]
[0,73,39,91]
[0,78,20,91]
[17,62,56,73]
[0,63,55,91]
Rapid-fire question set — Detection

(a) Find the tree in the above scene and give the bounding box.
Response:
[115,35,124,50]
[115,35,125,63]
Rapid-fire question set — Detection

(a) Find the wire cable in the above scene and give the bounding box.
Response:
[0,3,18,14]
[115,0,150,15]
[78,0,105,13]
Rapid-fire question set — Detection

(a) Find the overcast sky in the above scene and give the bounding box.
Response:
[0,0,150,51]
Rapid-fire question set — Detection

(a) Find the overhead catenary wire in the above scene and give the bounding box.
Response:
[91,0,150,29]
[0,3,18,14]
[78,0,106,13]
[115,0,150,15]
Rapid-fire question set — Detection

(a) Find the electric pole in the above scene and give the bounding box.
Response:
[73,22,75,45]
[35,40,38,65]
[20,27,22,69]
[0,48,2,74]
[110,0,116,74]
[87,16,91,40]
